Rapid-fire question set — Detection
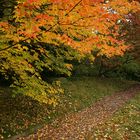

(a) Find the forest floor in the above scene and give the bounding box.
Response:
[2,77,134,139]
[14,83,140,140]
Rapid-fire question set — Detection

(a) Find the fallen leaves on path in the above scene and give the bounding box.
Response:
[17,84,140,140]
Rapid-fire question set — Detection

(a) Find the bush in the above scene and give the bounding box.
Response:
[122,61,140,81]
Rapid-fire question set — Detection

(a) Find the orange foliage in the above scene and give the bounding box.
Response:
[1,0,140,57]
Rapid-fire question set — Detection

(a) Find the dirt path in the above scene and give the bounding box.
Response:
[17,84,140,140]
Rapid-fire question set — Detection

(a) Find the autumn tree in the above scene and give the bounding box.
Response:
[97,1,140,78]
[0,0,140,105]
[126,10,140,62]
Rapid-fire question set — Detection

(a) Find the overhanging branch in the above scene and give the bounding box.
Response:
[0,0,83,52]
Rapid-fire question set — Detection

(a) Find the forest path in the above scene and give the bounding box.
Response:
[17,84,140,140]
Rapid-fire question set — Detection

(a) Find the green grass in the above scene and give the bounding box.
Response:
[86,92,140,140]
[0,76,138,139]
[58,77,137,113]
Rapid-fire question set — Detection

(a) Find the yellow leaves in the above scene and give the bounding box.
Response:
[89,55,95,62]
[25,90,49,104]
[65,63,73,70]
[40,31,60,45]
[52,3,59,15]
[48,97,58,107]
[20,77,64,106]
[22,46,28,51]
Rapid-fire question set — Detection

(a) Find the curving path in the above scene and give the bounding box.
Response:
[15,84,140,140]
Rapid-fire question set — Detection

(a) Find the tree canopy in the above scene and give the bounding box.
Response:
[0,0,140,105]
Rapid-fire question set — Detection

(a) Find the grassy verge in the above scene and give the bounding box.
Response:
[58,77,137,113]
[0,77,138,139]
[86,91,140,140]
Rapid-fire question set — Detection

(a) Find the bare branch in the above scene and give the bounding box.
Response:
[65,0,82,16]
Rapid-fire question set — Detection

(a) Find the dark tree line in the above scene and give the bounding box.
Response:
[0,0,16,19]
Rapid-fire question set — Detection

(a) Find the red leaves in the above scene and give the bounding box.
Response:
[0,22,9,29]
[35,14,52,21]
[102,13,110,18]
